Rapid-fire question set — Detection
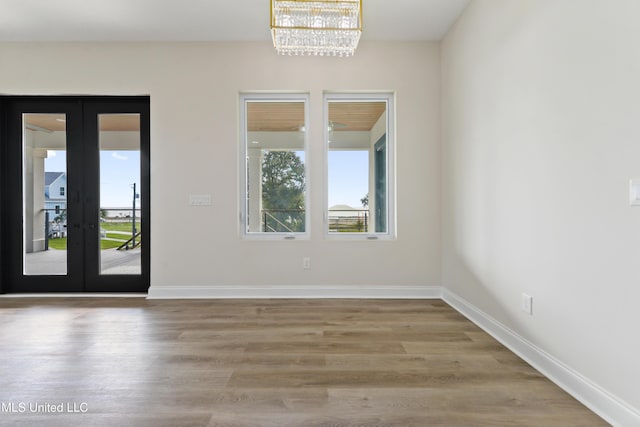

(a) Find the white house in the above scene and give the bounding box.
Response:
[44,171,66,214]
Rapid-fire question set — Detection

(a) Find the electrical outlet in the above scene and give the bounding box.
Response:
[522,293,533,315]
[303,257,311,270]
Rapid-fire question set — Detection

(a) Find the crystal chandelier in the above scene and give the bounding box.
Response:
[270,0,363,57]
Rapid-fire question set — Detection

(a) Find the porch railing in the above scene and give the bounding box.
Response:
[259,209,370,233]
[328,209,369,233]
[262,209,304,233]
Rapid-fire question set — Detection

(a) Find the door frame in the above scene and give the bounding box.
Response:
[0,95,150,293]
[374,134,387,233]
[0,99,5,294]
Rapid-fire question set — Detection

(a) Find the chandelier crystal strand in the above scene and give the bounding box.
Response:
[271,0,362,57]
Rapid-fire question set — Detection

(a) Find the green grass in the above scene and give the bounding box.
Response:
[105,232,130,240]
[46,221,140,251]
[101,239,124,250]
[47,237,125,250]
[101,222,140,232]
[47,237,67,250]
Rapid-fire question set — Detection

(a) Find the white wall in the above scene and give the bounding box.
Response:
[0,41,441,294]
[442,0,640,420]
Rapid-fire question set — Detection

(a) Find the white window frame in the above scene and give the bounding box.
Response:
[323,92,396,240]
[239,93,310,240]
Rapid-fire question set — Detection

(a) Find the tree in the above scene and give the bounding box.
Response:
[54,209,67,224]
[360,193,369,208]
[262,151,305,232]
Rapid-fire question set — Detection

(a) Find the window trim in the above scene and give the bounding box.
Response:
[239,92,310,240]
[323,92,396,240]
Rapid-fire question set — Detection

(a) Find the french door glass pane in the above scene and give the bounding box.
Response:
[23,114,68,275]
[98,114,141,275]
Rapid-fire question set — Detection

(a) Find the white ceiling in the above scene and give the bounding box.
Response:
[0,0,471,42]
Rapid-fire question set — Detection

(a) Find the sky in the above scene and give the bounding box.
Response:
[328,150,368,209]
[45,150,140,207]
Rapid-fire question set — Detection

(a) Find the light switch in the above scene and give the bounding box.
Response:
[630,179,640,206]
[189,194,212,206]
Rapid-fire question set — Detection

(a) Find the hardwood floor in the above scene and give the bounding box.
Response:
[0,298,608,426]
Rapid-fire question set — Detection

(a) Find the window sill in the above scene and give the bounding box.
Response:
[325,233,395,241]
[241,232,310,241]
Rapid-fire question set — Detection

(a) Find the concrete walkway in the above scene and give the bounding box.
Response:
[25,248,141,275]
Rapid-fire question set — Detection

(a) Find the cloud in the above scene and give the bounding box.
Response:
[112,152,128,161]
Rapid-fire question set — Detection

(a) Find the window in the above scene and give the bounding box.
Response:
[59,186,65,196]
[240,94,309,238]
[325,93,395,238]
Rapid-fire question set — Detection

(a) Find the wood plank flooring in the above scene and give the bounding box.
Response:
[0,298,608,426]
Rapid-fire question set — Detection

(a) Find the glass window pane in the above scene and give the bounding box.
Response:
[243,98,307,234]
[23,113,68,275]
[98,114,141,275]
[327,99,389,234]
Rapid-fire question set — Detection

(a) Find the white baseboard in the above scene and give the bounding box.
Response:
[147,284,442,299]
[442,288,640,427]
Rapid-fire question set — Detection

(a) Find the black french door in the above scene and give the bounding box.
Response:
[0,96,149,293]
